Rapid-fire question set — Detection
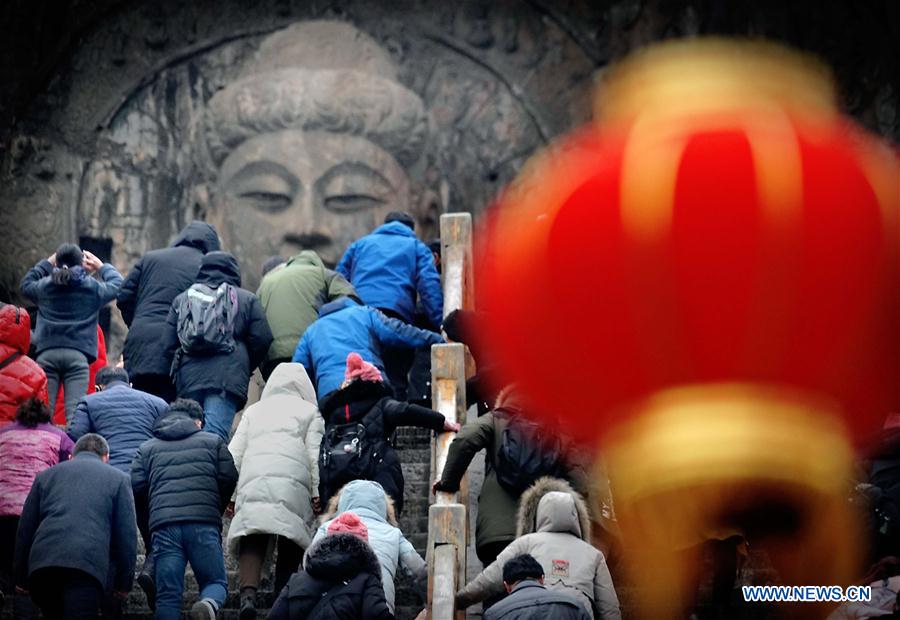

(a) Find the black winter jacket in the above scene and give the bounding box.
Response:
[318,380,446,513]
[268,533,394,620]
[161,251,272,408]
[68,381,168,473]
[15,452,137,592]
[130,413,238,532]
[117,221,220,377]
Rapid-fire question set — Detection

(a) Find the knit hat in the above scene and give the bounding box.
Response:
[345,352,383,383]
[327,511,369,542]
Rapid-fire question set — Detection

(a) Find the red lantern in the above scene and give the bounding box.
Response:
[476,39,898,617]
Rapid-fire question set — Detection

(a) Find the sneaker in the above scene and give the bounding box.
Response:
[239,595,257,620]
[136,572,156,611]
[191,598,218,620]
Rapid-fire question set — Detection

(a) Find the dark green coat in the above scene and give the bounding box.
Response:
[438,412,519,549]
[256,251,356,362]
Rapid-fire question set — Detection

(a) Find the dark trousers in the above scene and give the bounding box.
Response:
[0,515,16,593]
[378,308,416,402]
[237,534,303,596]
[1,516,39,618]
[29,567,103,620]
[130,374,176,403]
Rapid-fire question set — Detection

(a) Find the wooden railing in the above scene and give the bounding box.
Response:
[426,213,473,620]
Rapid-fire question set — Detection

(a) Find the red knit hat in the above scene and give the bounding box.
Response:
[327,511,369,542]
[344,352,383,384]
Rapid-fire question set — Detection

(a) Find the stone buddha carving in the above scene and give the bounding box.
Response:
[203,21,430,287]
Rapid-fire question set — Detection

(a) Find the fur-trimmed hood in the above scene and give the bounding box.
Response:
[321,480,398,527]
[304,532,382,583]
[516,477,592,542]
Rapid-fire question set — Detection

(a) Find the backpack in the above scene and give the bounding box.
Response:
[495,409,565,494]
[319,414,388,495]
[173,282,238,354]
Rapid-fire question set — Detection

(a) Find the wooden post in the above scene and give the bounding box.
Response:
[440,213,474,317]
[427,213,474,620]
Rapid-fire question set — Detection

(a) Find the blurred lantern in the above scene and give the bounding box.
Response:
[476,39,898,618]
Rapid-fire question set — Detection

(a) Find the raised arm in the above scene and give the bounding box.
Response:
[20,259,53,303]
[370,309,443,350]
[435,414,494,492]
[381,400,446,435]
[95,263,124,305]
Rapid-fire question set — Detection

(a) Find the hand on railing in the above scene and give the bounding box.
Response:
[442,420,461,433]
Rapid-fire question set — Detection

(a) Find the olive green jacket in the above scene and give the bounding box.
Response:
[257,251,357,362]
[439,411,593,551]
[439,412,518,549]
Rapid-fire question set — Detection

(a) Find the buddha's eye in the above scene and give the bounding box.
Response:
[319,164,393,214]
[324,193,385,212]
[239,191,292,213]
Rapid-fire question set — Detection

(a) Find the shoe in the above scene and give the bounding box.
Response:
[191,598,218,620]
[239,595,257,620]
[136,571,156,612]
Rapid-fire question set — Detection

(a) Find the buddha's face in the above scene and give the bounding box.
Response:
[210,129,412,288]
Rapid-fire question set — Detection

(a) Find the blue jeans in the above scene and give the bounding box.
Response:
[152,523,227,620]
[192,391,238,442]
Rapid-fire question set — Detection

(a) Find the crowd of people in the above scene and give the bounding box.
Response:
[35,207,900,618]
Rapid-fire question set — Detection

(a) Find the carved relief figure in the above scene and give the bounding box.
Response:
[203,21,431,288]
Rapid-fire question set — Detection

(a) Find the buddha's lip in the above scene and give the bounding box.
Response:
[282,232,332,248]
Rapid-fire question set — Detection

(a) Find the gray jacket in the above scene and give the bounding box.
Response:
[457,484,621,619]
[485,581,591,620]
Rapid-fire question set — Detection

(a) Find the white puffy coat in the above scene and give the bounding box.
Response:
[227,363,325,553]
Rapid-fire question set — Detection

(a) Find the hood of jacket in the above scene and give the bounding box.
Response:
[534,492,584,537]
[517,477,592,542]
[172,221,221,254]
[323,480,398,527]
[305,532,382,582]
[286,250,326,270]
[318,295,361,318]
[0,304,30,354]
[196,251,241,288]
[261,362,317,404]
[153,413,202,441]
[374,221,416,238]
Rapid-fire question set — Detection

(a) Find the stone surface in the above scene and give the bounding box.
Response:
[1,1,897,325]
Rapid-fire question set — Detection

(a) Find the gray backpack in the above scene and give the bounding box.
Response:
[174,282,238,354]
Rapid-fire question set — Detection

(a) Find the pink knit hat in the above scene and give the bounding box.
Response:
[327,511,369,542]
[344,352,383,384]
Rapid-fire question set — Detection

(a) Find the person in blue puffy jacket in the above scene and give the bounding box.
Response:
[336,212,443,399]
[291,297,443,400]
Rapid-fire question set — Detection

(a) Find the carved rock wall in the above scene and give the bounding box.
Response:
[1,1,897,358]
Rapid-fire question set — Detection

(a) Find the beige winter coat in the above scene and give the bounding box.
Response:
[227,363,325,553]
[457,478,621,619]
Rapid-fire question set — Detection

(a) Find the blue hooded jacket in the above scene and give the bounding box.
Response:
[292,297,443,398]
[336,221,443,327]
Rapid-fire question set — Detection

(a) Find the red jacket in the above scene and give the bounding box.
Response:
[52,326,106,426]
[0,304,48,425]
